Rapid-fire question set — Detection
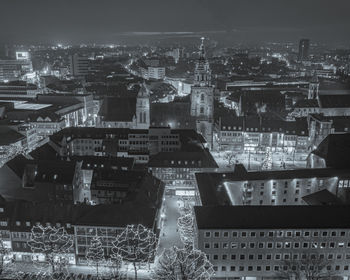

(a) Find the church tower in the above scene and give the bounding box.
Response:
[136,82,150,129]
[308,71,319,100]
[190,38,214,148]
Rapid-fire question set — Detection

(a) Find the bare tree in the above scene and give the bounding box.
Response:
[278,253,333,280]
[108,253,127,280]
[224,151,236,167]
[0,237,12,276]
[27,225,73,278]
[152,246,214,280]
[86,236,105,278]
[177,213,195,246]
[112,224,158,280]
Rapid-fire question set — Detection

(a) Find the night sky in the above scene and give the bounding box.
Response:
[1,0,350,44]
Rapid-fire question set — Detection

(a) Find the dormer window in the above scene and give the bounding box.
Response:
[16,221,21,226]
[26,221,31,227]
[53,174,58,180]
[66,223,71,228]
[0,208,4,213]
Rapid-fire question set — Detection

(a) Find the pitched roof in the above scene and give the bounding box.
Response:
[0,126,25,145]
[302,189,343,206]
[99,96,136,122]
[312,133,350,168]
[319,95,350,108]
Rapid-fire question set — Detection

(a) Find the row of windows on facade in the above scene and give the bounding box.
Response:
[0,221,72,228]
[208,252,350,262]
[204,241,349,250]
[212,264,348,273]
[221,132,299,140]
[221,126,305,135]
[245,180,315,187]
[204,230,349,238]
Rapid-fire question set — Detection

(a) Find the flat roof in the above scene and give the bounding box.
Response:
[14,103,52,110]
[194,205,350,230]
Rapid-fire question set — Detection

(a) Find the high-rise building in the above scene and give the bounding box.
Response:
[69,53,89,77]
[190,37,214,147]
[298,39,310,61]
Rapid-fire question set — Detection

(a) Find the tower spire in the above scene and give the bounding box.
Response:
[199,37,205,59]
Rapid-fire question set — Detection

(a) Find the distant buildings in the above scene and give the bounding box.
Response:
[139,58,166,80]
[69,54,89,78]
[0,59,33,82]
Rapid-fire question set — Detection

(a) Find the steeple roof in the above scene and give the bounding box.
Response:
[311,71,319,83]
[138,82,149,98]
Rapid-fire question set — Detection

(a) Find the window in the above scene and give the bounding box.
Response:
[214,232,220,237]
[223,231,229,237]
[231,242,238,249]
[241,243,247,249]
[241,232,247,237]
[222,243,228,249]
[222,254,227,260]
[213,255,218,260]
[232,231,238,237]
[267,242,273,249]
[205,232,211,238]
[221,266,226,272]
[230,266,235,271]
[213,243,219,249]
[204,243,210,249]
[240,254,245,260]
[231,254,236,260]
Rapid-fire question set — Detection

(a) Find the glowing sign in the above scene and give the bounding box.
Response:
[16,51,30,60]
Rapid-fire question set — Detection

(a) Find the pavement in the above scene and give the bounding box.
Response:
[157,195,183,255]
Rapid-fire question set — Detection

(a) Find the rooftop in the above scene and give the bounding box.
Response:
[194,205,350,229]
[0,125,25,146]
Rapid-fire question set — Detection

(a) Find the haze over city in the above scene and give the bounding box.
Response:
[1,0,350,45]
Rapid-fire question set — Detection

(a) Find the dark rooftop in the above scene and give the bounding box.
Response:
[0,126,25,146]
[194,205,350,229]
[98,96,136,122]
[312,133,350,168]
